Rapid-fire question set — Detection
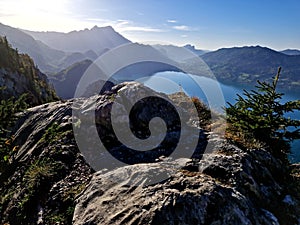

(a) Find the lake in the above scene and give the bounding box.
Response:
[139,71,300,163]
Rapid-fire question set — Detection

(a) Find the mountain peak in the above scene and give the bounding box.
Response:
[72,25,115,33]
[91,25,114,31]
[91,25,99,30]
[23,25,130,54]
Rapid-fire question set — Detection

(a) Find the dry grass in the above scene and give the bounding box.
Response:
[225,123,266,149]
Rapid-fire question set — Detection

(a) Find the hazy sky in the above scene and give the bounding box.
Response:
[0,0,299,50]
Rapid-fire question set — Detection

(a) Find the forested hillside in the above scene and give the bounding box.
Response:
[0,36,58,105]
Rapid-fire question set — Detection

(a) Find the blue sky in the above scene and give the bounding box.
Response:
[0,0,299,50]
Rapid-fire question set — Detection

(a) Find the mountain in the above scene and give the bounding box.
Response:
[281,49,300,56]
[24,26,131,54]
[50,43,180,99]
[0,23,89,74]
[153,44,206,62]
[0,36,58,105]
[3,22,300,93]
[57,51,98,69]
[201,46,300,91]
[51,43,300,98]
[0,23,131,74]
[49,59,94,99]
[50,59,116,99]
[113,55,180,81]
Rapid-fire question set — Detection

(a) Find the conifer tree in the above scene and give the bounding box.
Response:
[226,67,300,158]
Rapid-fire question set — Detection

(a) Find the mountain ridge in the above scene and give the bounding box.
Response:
[0,23,131,74]
[200,45,300,91]
[1,23,300,93]
[281,49,300,56]
[23,25,131,54]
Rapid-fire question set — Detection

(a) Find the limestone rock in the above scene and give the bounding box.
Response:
[73,143,300,225]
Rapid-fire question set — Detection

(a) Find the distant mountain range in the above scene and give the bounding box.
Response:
[23,25,130,54]
[153,44,207,62]
[1,22,300,98]
[0,23,129,74]
[50,44,180,98]
[201,46,300,91]
[280,49,300,56]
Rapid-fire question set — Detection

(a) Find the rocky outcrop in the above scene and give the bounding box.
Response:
[0,82,299,225]
[73,142,300,225]
[0,81,201,224]
[0,100,93,224]
[0,67,58,105]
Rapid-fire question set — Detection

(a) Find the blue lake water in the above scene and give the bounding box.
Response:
[139,71,300,163]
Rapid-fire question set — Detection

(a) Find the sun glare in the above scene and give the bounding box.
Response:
[0,0,93,32]
[21,0,69,15]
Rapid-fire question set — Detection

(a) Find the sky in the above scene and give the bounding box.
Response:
[0,0,299,50]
